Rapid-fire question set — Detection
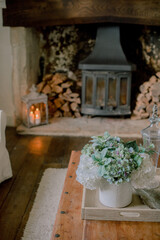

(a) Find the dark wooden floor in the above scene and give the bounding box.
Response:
[0,127,90,240]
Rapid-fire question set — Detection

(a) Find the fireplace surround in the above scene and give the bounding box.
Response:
[1,1,160,126]
[1,24,158,125]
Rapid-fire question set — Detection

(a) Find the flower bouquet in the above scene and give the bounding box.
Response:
[76,132,156,207]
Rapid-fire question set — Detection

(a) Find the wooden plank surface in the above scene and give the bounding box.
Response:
[0,128,90,240]
[83,220,160,240]
[3,0,160,26]
[50,151,83,240]
[51,150,160,240]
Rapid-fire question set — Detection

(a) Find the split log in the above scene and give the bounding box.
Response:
[140,112,150,118]
[51,85,63,94]
[77,81,82,87]
[70,102,78,111]
[74,111,81,118]
[145,92,152,101]
[146,102,154,114]
[61,102,70,112]
[155,72,160,78]
[52,73,67,83]
[151,82,160,98]
[54,110,63,118]
[157,103,160,115]
[149,75,157,84]
[43,74,53,82]
[63,112,72,117]
[51,76,63,85]
[61,82,73,89]
[37,81,46,93]
[133,73,160,119]
[54,98,65,108]
[65,88,72,95]
[68,71,77,81]
[70,93,79,98]
[38,71,82,118]
[139,81,150,93]
[42,84,52,94]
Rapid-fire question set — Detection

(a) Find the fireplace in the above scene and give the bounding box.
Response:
[79,25,136,116]
[1,1,160,126]
[2,24,159,125]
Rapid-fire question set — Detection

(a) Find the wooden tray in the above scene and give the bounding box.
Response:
[82,175,160,222]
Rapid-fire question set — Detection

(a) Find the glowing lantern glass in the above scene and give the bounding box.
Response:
[21,85,48,128]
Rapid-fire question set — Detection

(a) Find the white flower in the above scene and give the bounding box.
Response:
[131,153,158,189]
[76,154,101,190]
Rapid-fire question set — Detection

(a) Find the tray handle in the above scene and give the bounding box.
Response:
[120,212,140,218]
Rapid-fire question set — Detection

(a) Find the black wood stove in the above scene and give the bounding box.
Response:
[79,25,136,116]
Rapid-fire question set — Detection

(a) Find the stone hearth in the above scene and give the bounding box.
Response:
[16,116,148,138]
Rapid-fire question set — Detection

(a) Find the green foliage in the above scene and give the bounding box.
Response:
[81,132,154,185]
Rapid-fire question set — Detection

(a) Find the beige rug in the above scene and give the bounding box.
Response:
[17,116,148,138]
[21,168,67,240]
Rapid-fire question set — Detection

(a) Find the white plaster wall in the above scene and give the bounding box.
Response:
[0,2,40,126]
[11,27,40,125]
[0,6,15,126]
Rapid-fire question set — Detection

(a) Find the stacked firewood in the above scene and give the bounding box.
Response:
[37,71,82,118]
[133,72,160,119]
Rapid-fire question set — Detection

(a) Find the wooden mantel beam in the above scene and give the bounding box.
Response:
[3,0,160,27]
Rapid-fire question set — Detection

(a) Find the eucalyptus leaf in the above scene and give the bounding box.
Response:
[104,158,112,165]
[137,157,142,167]
[125,140,139,151]
[101,148,108,158]
[99,165,106,176]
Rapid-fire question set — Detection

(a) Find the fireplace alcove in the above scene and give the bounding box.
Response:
[2,0,160,127]
[7,24,141,123]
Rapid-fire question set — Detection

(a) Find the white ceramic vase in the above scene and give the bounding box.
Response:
[99,179,132,208]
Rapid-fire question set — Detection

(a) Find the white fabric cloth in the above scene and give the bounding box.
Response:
[0,0,6,8]
[0,110,12,183]
[21,168,67,240]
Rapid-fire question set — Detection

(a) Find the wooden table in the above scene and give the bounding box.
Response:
[51,151,160,240]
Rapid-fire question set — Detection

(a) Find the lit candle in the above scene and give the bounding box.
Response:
[35,108,41,125]
[30,105,35,111]
[29,111,34,125]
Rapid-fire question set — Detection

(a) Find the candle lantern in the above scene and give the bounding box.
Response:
[21,85,48,128]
